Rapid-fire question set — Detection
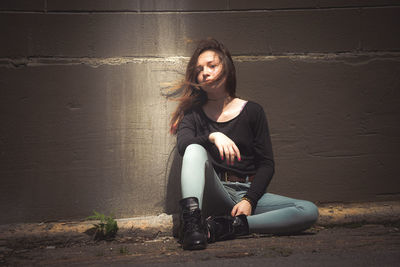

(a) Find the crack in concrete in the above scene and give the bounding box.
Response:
[0,56,188,68]
[233,52,400,66]
[306,152,370,158]
[0,5,399,14]
[376,192,400,196]
[0,52,399,68]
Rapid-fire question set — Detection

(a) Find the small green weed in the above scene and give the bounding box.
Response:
[119,246,129,254]
[270,247,293,257]
[95,250,105,257]
[86,210,119,240]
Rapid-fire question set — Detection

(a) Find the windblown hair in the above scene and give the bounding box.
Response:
[167,38,237,134]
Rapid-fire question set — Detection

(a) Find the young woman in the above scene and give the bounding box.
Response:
[168,39,318,250]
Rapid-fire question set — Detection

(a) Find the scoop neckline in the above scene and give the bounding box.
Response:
[201,100,249,124]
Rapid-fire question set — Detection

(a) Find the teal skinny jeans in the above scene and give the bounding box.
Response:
[181,144,319,234]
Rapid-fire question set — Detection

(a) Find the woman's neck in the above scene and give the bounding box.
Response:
[202,80,233,110]
[205,94,233,111]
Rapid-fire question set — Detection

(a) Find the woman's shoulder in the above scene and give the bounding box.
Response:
[182,107,206,122]
[243,100,265,113]
[242,100,269,127]
[183,106,202,116]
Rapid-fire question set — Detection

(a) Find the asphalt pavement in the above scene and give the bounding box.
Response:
[2,223,400,266]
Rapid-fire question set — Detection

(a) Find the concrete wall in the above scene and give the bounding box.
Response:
[1,1,399,224]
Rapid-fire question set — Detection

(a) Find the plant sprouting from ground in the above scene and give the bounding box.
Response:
[86,210,119,240]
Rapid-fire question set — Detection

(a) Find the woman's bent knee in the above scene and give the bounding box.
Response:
[185,144,206,153]
[297,200,319,225]
[183,144,208,162]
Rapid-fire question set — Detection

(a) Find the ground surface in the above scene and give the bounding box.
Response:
[1,223,400,266]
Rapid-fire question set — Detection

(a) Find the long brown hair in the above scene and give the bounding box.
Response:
[167,38,237,134]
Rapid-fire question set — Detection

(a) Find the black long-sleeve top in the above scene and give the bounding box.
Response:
[177,101,275,207]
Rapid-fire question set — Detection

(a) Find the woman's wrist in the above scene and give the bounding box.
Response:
[241,196,253,208]
[208,132,217,143]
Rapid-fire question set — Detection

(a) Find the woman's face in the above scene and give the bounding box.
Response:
[196,50,223,85]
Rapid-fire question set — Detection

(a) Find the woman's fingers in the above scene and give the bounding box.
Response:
[222,145,232,165]
[221,143,240,165]
[233,144,241,162]
[210,132,241,165]
[227,143,240,165]
[228,146,235,165]
[231,201,252,217]
[217,146,224,160]
[231,204,238,217]
[222,146,229,162]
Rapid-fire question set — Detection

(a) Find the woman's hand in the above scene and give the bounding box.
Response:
[209,132,241,165]
[231,200,252,216]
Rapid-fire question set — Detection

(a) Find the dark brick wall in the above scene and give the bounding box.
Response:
[1,1,399,224]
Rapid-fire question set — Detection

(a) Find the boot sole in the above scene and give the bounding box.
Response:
[183,242,207,250]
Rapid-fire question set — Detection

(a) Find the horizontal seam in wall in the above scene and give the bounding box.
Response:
[1,52,400,68]
[0,5,399,14]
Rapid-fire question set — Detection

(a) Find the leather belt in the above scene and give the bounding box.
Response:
[221,172,255,183]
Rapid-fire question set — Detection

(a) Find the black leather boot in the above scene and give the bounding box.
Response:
[206,214,249,243]
[179,197,207,250]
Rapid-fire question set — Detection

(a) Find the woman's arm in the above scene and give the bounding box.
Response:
[177,112,210,156]
[243,103,275,208]
[177,112,242,166]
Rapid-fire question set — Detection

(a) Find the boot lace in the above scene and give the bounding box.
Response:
[183,209,203,232]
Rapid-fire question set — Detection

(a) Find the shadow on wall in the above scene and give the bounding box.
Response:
[164,146,182,237]
[164,146,182,215]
